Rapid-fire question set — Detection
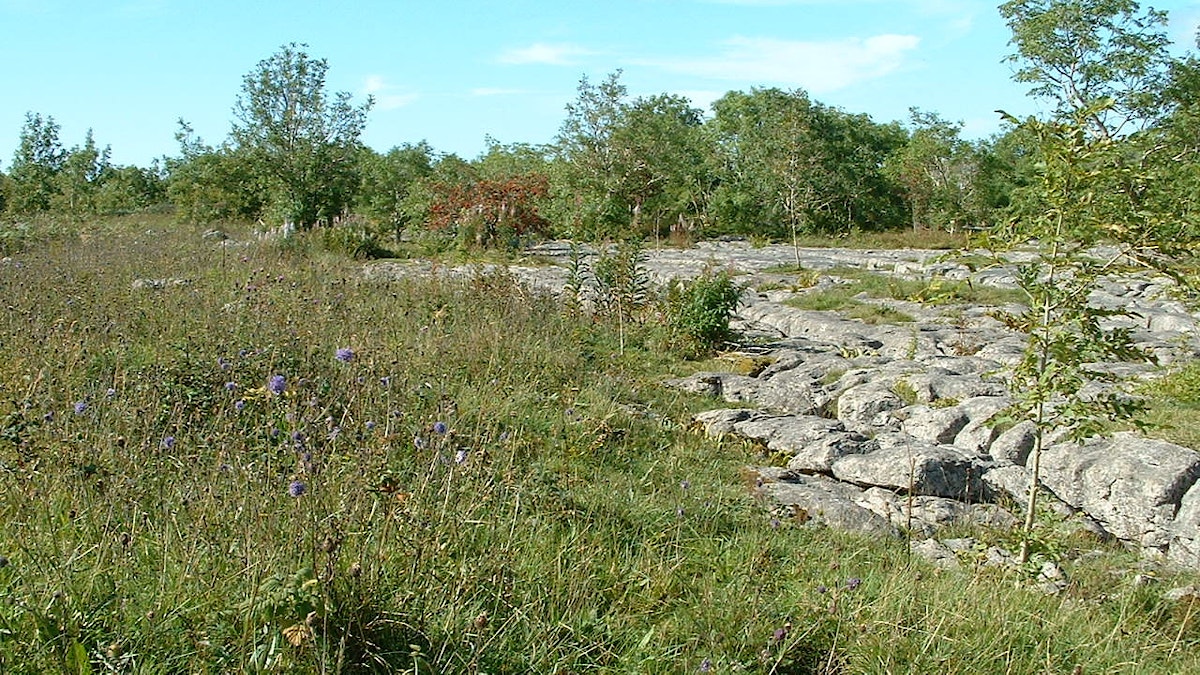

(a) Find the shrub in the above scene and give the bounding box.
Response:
[662,269,743,359]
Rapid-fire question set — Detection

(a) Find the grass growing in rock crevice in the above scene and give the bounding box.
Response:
[0,216,1197,673]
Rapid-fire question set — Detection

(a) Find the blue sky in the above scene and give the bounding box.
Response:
[2,0,1199,169]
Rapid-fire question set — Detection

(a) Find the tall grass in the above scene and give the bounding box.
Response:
[0,216,1197,673]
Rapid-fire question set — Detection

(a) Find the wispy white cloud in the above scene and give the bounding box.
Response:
[363,75,418,111]
[497,42,593,66]
[643,34,920,93]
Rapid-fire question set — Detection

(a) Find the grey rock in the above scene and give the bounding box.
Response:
[836,384,904,433]
[1039,432,1200,552]
[831,433,989,501]
[855,487,1018,537]
[754,472,899,537]
[990,420,1038,466]
[902,406,970,444]
[1170,483,1200,568]
[692,408,765,437]
[910,538,962,569]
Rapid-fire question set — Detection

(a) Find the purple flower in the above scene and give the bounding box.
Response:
[161,436,176,450]
[335,347,354,363]
[433,421,448,435]
[772,626,788,643]
[816,585,828,594]
[454,449,468,465]
[288,480,306,497]
[769,517,781,530]
[365,420,376,432]
[268,375,286,396]
[218,357,231,370]
[845,577,862,591]
[413,436,426,450]
[224,382,237,392]
[73,401,87,415]
[234,399,246,411]
[699,658,713,672]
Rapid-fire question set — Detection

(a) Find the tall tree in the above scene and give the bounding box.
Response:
[50,129,111,217]
[231,43,372,228]
[884,109,980,232]
[553,71,633,240]
[6,112,66,214]
[1000,0,1173,139]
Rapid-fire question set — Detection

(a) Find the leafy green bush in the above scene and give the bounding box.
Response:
[662,269,742,358]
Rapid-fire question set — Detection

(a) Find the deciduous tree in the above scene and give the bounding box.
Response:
[231,43,372,228]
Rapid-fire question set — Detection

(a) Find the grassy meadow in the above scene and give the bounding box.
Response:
[1,216,1199,673]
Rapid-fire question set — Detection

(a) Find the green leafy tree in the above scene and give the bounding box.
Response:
[612,93,711,243]
[6,112,66,214]
[1000,0,1173,139]
[993,1,1200,564]
[166,120,266,223]
[95,164,166,215]
[884,109,980,232]
[707,89,904,256]
[49,129,111,218]
[552,71,635,240]
[356,143,435,239]
[231,43,372,228]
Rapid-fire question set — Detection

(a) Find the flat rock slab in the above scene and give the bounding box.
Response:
[831,433,989,501]
[751,470,899,538]
[1039,432,1200,552]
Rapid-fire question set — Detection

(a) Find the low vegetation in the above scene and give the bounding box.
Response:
[0,216,1197,673]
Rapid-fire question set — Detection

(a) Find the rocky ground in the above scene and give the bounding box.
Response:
[365,239,1200,573]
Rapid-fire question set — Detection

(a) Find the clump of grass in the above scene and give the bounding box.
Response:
[0,216,1196,673]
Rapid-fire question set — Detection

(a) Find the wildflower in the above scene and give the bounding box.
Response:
[769,517,781,530]
[218,357,231,370]
[413,436,426,450]
[845,577,862,591]
[335,347,354,363]
[379,376,391,387]
[234,399,246,411]
[288,480,306,497]
[268,375,286,396]
[73,401,87,415]
[224,381,237,392]
[433,421,448,435]
[161,436,176,450]
[680,480,691,490]
[454,449,468,465]
[816,585,828,594]
[365,420,376,432]
[699,658,713,673]
[105,388,116,398]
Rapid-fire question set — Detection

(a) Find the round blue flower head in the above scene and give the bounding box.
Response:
[268,375,286,396]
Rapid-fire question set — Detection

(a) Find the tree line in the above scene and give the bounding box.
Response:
[1,1,1198,249]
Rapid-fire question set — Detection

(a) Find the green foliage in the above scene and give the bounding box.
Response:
[5,112,66,214]
[166,124,266,224]
[0,215,1198,672]
[231,43,372,228]
[1000,0,1173,139]
[883,109,984,232]
[662,270,743,359]
[355,142,434,238]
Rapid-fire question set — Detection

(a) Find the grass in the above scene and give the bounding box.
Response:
[0,215,1198,673]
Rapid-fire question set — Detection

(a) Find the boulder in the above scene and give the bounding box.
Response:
[902,405,970,445]
[855,487,1017,537]
[836,384,904,434]
[831,433,989,501]
[753,471,898,538]
[1039,432,1200,552]
[989,420,1038,466]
